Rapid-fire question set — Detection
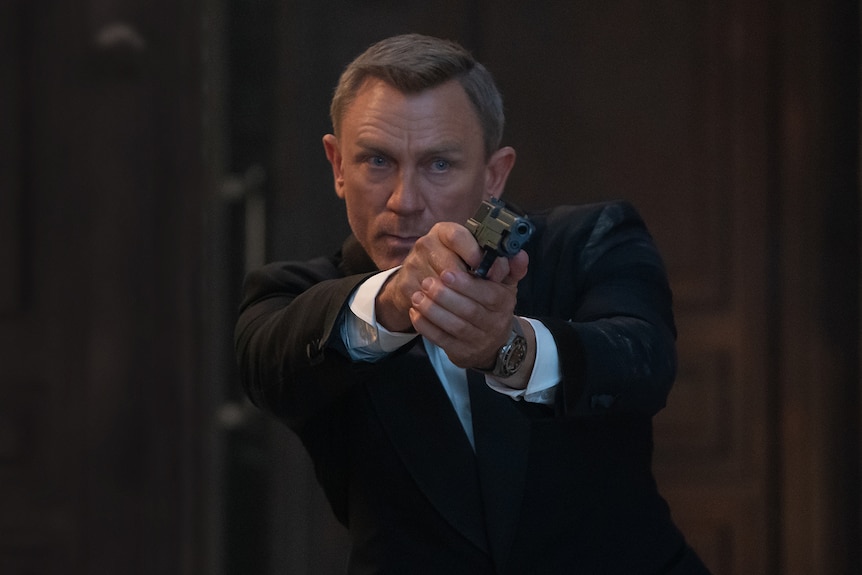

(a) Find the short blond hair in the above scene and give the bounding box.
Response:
[329,34,505,158]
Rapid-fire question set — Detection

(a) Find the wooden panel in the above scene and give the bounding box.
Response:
[0,379,36,465]
[0,0,213,573]
[776,1,861,572]
[0,391,25,464]
[486,1,735,310]
[0,0,23,314]
[0,184,22,314]
[0,550,61,575]
[0,3,87,572]
[654,347,733,462]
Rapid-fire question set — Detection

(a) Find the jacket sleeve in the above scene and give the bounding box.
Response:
[234,256,375,428]
[522,201,677,418]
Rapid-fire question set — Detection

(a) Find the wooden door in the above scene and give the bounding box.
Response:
[482,4,772,573]
[0,0,217,573]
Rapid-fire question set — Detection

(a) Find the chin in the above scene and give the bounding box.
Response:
[371,250,408,272]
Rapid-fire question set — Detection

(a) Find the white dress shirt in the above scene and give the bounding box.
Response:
[341,267,562,448]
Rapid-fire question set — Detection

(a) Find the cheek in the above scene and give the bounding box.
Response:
[343,196,366,229]
[343,190,381,237]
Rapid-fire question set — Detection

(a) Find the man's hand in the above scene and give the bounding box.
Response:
[376,221,533,387]
[374,221,472,333]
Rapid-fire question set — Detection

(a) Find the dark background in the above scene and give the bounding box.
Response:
[1,1,859,574]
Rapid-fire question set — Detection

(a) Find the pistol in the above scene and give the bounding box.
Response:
[465,197,535,278]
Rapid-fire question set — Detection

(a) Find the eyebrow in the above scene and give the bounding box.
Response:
[352,139,394,158]
[353,138,466,160]
[422,144,465,158]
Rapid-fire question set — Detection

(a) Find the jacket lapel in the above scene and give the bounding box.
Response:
[337,236,532,560]
[467,368,532,570]
[364,339,490,554]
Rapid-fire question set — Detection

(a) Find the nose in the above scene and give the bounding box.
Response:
[386,169,424,214]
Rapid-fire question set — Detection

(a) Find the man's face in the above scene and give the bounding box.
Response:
[323,78,514,270]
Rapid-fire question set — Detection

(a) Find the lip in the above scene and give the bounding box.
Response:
[381,234,421,250]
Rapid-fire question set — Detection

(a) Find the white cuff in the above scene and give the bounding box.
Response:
[485,317,561,405]
[343,267,417,358]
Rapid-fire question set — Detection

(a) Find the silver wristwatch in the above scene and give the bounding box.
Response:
[487,317,528,378]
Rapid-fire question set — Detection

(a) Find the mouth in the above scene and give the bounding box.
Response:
[381,233,421,251]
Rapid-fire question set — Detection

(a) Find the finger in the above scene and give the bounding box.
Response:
[437,222,487,271]
[409,296,502,368]
[419,276,516,360]
[416,229,473,277]
[410,292,483,354]
[412,284,476,335]
[484,256,511,284]
[437,269,517,314]
[500,250,529,286]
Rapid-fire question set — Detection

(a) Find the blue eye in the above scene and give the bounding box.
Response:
[431,159,450,172]
[369,155,387,167]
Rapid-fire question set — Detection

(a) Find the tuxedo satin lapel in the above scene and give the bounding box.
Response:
[467,368,531,570]
[364,340,489,554]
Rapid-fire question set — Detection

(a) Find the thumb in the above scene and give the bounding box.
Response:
[502,250,529,286]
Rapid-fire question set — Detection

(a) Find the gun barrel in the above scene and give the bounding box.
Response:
[466,198,534,277]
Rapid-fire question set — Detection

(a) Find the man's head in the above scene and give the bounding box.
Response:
[329,33,506,160]
[323,34,516,270]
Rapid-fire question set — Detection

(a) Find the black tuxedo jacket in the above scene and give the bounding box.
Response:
[235,201,709,574]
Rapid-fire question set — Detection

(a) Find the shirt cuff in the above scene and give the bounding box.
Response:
[485,317,561,405]
[345,267,417,355]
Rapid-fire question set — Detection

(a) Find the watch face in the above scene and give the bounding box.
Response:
[498,335,528,376]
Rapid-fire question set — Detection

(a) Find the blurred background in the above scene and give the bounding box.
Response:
[0,0,859,573]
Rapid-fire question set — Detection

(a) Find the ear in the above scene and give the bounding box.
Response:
[322,134,346,199]
[483,146,516,199]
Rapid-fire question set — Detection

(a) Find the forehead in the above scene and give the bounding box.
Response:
[340,78,484,150]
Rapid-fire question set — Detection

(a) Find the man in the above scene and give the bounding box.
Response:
[235,33,709,574]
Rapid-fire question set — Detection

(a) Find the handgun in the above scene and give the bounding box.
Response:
[465,197,535,278]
